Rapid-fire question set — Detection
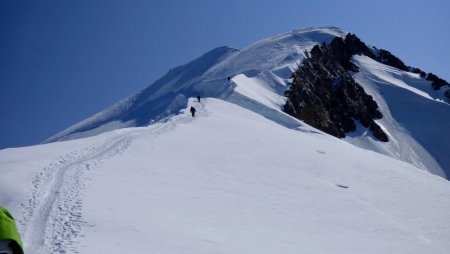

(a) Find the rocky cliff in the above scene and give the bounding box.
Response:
[284,34,388,141]
[284,33,450,141]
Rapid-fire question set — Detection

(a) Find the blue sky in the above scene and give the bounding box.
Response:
[1,0,449,149]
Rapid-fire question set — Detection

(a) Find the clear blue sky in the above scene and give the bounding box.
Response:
[1,0,449,149]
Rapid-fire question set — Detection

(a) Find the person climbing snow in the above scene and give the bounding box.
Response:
[0,207,24,254]
[197,95,201,102]
[190,106,196,117]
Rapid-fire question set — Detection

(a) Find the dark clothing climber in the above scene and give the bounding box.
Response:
[197,95,201,102]
[190,106,196,117]
[228,76,231,81]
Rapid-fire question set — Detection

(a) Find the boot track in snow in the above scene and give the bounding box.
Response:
[20,133,135,253]
[18,99,205,253]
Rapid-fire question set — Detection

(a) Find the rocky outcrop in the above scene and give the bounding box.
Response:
[284,35,388,142]
[284,32,450,141]
[374,49,408,71]
[426,72,450,90]
[445,89,450,102]
[373,48,449,91]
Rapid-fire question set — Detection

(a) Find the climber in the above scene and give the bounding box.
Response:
[190,106,196,117]
[197,95,201,102]
[0,207,24,254]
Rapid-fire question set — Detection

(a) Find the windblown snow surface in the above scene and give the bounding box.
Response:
[1,27,450,253]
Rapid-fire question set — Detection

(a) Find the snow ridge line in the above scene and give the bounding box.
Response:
[19,131,137,254]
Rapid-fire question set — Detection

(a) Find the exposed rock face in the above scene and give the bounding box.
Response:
[284,34,388,142]
[373,48,449,90]
[374,49,408,71]
[445,89,450,102]
[284,32,450,141]
[426,72,450,90]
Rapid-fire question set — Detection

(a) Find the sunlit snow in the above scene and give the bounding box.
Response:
[1,27,450,254]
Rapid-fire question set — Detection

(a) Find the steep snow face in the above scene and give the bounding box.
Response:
[44,46,240,143]
[45,27,346,143]
[2,98,450,254]
[348,55,450,177]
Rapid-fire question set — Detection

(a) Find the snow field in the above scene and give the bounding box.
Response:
[66,99,450,253]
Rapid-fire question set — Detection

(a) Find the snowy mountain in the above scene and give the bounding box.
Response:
[44,27,346,143]
[44,26,450,178]
[1,27,450,253]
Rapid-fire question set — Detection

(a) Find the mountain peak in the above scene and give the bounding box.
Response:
[45,27,450,178]
[45,27,343,143]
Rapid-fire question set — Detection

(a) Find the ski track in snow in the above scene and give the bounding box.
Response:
[19,133,135,253]
[18,99,205,254]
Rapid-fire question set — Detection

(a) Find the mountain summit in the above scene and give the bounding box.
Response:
[45,26,450,178]
[44,27,347,143]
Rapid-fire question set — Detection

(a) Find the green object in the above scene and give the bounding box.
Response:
[0,207,24,254]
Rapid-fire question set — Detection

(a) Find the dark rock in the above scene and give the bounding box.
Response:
[373,49,449,93]
[375,49,408,71]
[370,121,389,142]
[346,36,449,94]
[285,32,450,141]
[408,67,427,78]
[426,73,450,90]
[284,34,388,142]
[445,89,450,102]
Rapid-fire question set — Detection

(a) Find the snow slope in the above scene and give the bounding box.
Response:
[347,55,450,177]
[2,26,450,253]
[1,98,450,254]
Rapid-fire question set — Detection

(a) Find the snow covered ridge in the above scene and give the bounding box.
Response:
[44,26,346,144]
[44,26,450,178]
